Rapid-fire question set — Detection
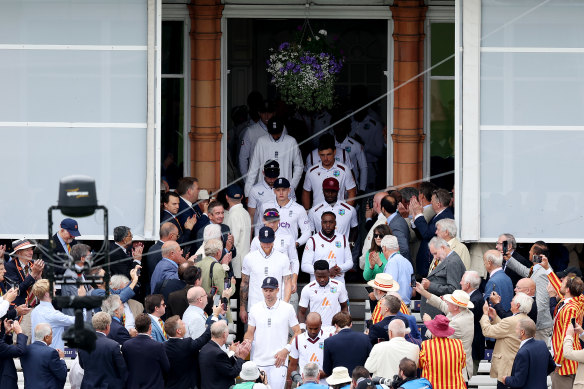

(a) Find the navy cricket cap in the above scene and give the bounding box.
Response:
[258,100,276,113]
[261,276,279,289]
[60,218,81,237]
[273,177,290,189]
[226,185,243,199]
[267,117,284,135]
[264,160,280,178]
[258,226,275,243]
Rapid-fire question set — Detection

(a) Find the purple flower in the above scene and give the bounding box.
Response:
[266,59,271,65]
[279,42,290,50]
[320,53,326,58]
[297,25,303,31]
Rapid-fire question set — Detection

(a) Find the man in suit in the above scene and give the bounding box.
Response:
[163,315,211,389]
[20,323,67,389]
[0,319,27,389]
[122,313,170,389]
[503,241,554,343]
[502,318,555,389]
[109,226,143,279]
[460,270,486,374]
[167,265,201,318]
[102,294,135,344]
[419,237,466,318]
[496,233,532,287]
[157,262,191,302]
[43,218,80,276]
[160,191,196,248]
[480,292,532,388]
[483,250,514,311]
[380,195,410,260]
[61,243,92,316]
[151,241,185,294]
[145,294,167,342]
[176,177,209,254]
[78,312,127,388]
[368,294,421,346]
[489,278,538,325]
[144,222,179,282]
[409,187,452,276]
[194,200,236,260]
[199,320,251,389]
[436,218,471,270]
[323,312,372,376]
[5,239,44,307]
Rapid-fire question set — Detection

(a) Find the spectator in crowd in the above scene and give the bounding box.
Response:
[160,192,196,248]
[145,294,167,342]
[380,195,410,261]
[483,250,514,311]
[239,99,275,178]
[298,362,328,388]
[495,233,532,287]
[108,274,144,332]
[20,323,67,389]
[30,279,75,351]
[298,260,349,332]
[349,366,374,389]
[109,226,143,279]
[89,267,139,304]
[392,358,432,389]
[419,237,466,319]
[247,160,281,231]
[302,212,353,283]
[502,241,553,342]
[307,177,358,240]
[183,286,221,340]
[167,265,201,318]
[323,312,372,376]
[502,318,555,389]
[488,278,537,325]
[145,222,179,281]
[78,312,127,388]
[0,260,28,321]
[409,188,452,277]
[195,200,237,261]
[563,323,584,389]
[368,295,420,345]
[44,218,80,273]
[418,315,466,389]
[6,239,44,308]
[234,361,270,389]
[325,366,352,389]
[459,270,485,374]
[199,320,251,389]
[175,177,209,243]
[102,294,135,344]
[365,318,419,379]
[244,277,301,389]
[224,184,251,283]
[61,243,92,316]
[386,292,422,344]
[150,241,185,294]
[363,224,392,284]
[435,218,470,270]
[416,285,474,381]
[163,315,211,389]
[368,273,400,325]
[480,293,533,387]
[258,177,311,246]
[157,261,193,303]
[360,191,390,270]
[240,227,292,324]
[122,313,170,389]
[195,239,228,296]
[380,235,413,304]
[0,318,27,389]
[287,312,332,386]
[246,116,304,199]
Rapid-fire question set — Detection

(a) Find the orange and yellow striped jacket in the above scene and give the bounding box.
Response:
[419,337,466,389]
[371,299,410,324]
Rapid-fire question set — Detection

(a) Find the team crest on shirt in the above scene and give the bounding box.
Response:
[289,210,293,217]
[345,146,351,152]
[333,170,340,177]
[338,209,345,216]
[319,342,324,349]
[330,286,337,293]
[335,241,341,248]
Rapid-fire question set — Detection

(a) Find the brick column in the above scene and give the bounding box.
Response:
[188,0,223,192]
[390,0,427,187]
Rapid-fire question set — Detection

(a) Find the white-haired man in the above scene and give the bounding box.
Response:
[483,250,514,311]
[109,274,144,331]
[21,323,67,388]
[435,218,470,270]
[380,235,414,304]
[460,270,485,374]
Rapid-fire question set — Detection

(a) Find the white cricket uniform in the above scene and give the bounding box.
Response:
[244,133,304,196]
[241,249,292,310]
[308,200,358,237]
[250,228,298,275]
[335,136,368,191]
[248,180,296,232]
[303,161,356,206]
[239,121,268,176]
[301,233,353,283]
[290,329,334,384]
[257,199,311,246]
[249,299,299,389]
[304,147,353,172]
[350,114,384,189]
[299,279,348,328]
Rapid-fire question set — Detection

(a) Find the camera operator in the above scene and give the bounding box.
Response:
[293,362,327,388]
[372,358,430,389]
[232,361,270,389]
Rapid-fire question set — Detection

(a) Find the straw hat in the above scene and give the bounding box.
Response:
[326,366,352,385]
[443,290,474,309]
[424,314,455,338]
[10,239,36,256]
[239,361,260,381]
[367,273,400,292]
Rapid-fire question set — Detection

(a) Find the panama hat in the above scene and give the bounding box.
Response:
[443,290,474,309]
[367,273,400,292]
[326,366,352,385]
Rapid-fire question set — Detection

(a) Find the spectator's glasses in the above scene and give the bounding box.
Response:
[373,234,384,239]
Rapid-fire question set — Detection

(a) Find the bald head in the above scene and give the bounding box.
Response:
[516,278,536,297]
[187,286,206,308]
[388,318,407,338]
[161,241,184,264]
[306,312,322,326]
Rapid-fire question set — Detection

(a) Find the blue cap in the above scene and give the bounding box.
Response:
[261,276,279,289]
[226,185,243,199]
[273,177,290,189]
[60,218,81,237]
[258,226,275,243]
[264,160,280,178]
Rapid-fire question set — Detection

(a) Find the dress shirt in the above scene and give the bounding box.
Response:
[519,337,533,349]
[31,301,76,350]
[183,305,207,340]
[383,252,414,303]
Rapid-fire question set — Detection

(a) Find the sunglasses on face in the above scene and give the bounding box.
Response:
[373,234,384,239]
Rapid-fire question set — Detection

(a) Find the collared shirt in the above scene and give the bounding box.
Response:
[31,301,76,351]
[299,280,348,328]
[335,136,368,191]
[301,232,353,283]
[183,305,207,340]
[489,267,503,277]
[250,227,298,274]
[180,196,193,208]
[123,302,135,330]
[303,161,356,206]
[257,198,310,245]
[56,232,69,253]
[242,249,292,309]
[383,252,414,303]
[308,200,358,238]
[150,257,179,293]
[519,337,533,349]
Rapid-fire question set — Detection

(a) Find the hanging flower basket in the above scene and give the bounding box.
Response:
[266,29,344,112]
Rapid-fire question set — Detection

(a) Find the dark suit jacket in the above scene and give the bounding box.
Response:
[469,289,486,361]
[20,341,67,389]
[368,313,422,346]
[78,332,127,389]
[156,279,186,303]
[199,340,245,389]
[194,222,237,261]
[420,251,466,318]
[484,270,514,311]
[4,259,36,306]
[494,296,538,324]
[387,213,411,260]
[163,327,211,389]
[43,233,78,275]
[323,328,372,376]
[504,251,533,287]
[109,241,139,279]
[161,211,192,249]
[167,285,190,318]
[0,333,27,389]
[108,317,132,346]
[145,240,164,280]
[414,207,454,276]
[504,338,555,389]
[177,197,209,255]
[122,334,170,389]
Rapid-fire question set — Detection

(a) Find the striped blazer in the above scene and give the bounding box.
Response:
[419,337,466,389]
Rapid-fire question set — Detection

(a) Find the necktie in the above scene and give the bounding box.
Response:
[24,265,30,276]
[158,318,168,339]
[429,259,440,273]
[528,266,534,278]
[554,300,565,317]
[121,313,126,327]
[66,243,71,253]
